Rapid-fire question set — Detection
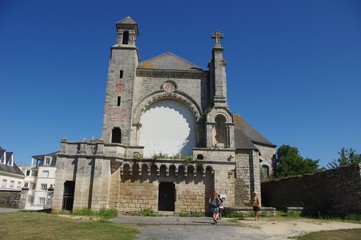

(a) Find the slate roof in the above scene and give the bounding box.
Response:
[234,114,276,150]
[0,147,25,176]
[116,16,137,25]
[32,151,59,160]
[116,16,139,36]
[138,52,204,71]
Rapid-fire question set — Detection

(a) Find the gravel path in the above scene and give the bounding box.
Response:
[137,225,277,240]
[112,215,361,240]
[111,216,283,240]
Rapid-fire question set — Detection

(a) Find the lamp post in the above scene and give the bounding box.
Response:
[46,185,54,209]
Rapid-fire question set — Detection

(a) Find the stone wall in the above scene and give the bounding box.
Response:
[53,139,257,214]
[235,149,260,206]
[0,189,21,207]
[109,165,214,214]
[261,163,361,215]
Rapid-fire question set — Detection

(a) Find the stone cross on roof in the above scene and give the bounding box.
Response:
[211,30,224,47]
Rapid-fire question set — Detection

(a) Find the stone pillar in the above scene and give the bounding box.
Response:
[19,187,29,209]
[91,157,111,211]
[73,156,89,210]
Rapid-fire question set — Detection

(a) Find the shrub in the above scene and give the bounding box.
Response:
[71,208,118,221]
[72,208,95,216]
[98,208,118,220]
[139,208,157,216]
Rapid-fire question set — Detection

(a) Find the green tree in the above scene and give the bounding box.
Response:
[273,144,319,178]
[327,147,361,169]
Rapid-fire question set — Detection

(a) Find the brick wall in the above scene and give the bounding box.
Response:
[261,163,361,215]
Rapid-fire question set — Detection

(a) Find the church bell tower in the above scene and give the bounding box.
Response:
[102,17,139,145]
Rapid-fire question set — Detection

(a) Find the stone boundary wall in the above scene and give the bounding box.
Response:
[0,189,21,208]
[261,164,361,215]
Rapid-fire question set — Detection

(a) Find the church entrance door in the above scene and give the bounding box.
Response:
[158,182,175,211]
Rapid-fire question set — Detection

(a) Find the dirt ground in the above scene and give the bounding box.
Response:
[240,217,361,239]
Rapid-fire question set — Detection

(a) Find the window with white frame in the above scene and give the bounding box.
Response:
[8,155,13,166]
[28,196,34,204]
[41,183,47,190]
[17,182,21,189]
[10,181,14,188]
[26,170,31,176]
[2,179,7,187]
[24,182,29,187]
[42,170,49,178]
[45,157,51,165]
[39,197,46,205]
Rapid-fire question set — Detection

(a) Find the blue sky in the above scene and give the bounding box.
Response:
[1,0,360,167]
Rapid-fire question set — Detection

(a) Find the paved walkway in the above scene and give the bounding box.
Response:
[111,216,282,240]
[111,215,237,226]
[0,208,19,213]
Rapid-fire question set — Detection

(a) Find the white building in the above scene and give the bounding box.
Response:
[0,147,24,190]
[0,147,24,206]
[19,151,58,210]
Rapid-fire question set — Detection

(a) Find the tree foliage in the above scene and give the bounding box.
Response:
[327,147,361,169]
[273,144,319,178]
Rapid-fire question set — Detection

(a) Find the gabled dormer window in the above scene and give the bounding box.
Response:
[7,154,13,166]
[45,157,51,165]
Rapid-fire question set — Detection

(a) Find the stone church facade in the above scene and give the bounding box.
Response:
[52,17,276,213]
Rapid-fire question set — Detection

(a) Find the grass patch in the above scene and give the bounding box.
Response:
[296,228,361,240]
[71,207,118,221]
[0,211,138,240]
[276,210,302,218]
[179,212,204,217]
[139,208,157,216]
[223,212,245,219]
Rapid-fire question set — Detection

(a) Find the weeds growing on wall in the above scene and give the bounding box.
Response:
[150,152,194,161]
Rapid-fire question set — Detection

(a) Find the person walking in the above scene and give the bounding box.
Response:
[252,191,261,220]
[209,190,221,224]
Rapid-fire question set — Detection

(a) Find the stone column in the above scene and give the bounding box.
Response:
[19,186,29,209]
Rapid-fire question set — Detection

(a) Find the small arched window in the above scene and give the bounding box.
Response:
[215,115,227,146]
[111,127,122,143]
[122,31,129,45]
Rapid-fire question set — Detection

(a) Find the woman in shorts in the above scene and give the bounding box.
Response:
[209,190,221,224]
[252,191,261,220]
